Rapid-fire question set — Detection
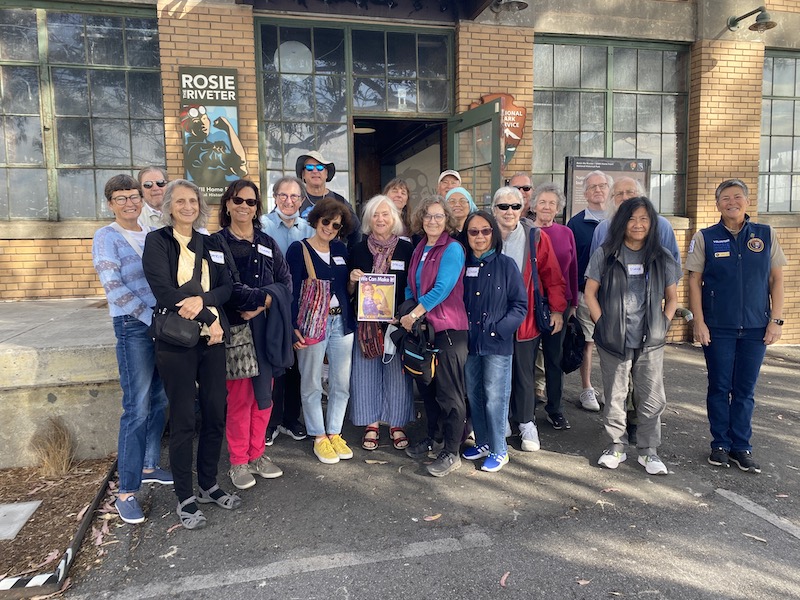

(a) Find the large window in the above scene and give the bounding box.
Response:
[0,7,164,220]
[760,53,800,213]
[258,22,452,203]
[533,40,689,215]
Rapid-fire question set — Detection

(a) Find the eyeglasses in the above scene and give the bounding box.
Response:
[111,194,142,206]
[587,183,609,191]
[495,203,522,211]
[514,185,532,192]
[304,164,326,172]
[612,190,638,199]
[275,192,302,202]
[423,213,446,222]
[231,196,258,207]
[467,227,493,237]
[321,217,342,230]
[448,198,468,206]
[142,180,167,189]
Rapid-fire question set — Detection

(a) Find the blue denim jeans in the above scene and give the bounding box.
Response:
[296,315,354,437]
[113,315,168,494]
[465,354,512,455]
[703,327,767,452]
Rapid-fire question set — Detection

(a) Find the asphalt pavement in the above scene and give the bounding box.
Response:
[66,343,800,600]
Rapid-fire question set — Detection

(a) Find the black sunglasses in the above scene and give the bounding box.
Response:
[496,203,522,211]
[321,217,342,230]
[231,196,258,207]
[142,180,167,189]
[514,185,532,192]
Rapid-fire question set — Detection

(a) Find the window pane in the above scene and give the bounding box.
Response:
[388,79,416,112]
[760,135,771,171]
[762,57,773,96]
[770,136,792,171]
[47,13,85,64]
[663,51,687,93]
[131,119,165,165]
[660,174,682,214]
[580,132,604,157]
[90,70,128,118]
[0,118,5,163]
[553,45,580,88]
[129,72,163,119]
[793,174,800,211]
[388,32,416,78]
[56,117,92,164]
[418,35,447,79]
[315,75,346,122]
[263,72,281,121]
[7,116,43,163]
[281,76,314,120]
[580,93,604,131]
[9,168,47,218]
[86,16,124,66]
[0,9,38,61]
[93,118,131,166]
[773,58,795,96]
[96,169,123,219]
[264,122,282,169]
[532,131,552,172]
[317,124,348,169]
[637,133,662,169]
[261,25,278,73]
[794,136,800,171]
[767,174,791,211]
[613,48,637,90]
[2,66,40,114]
[553,91,579,130]
[276,29,313,74]
[282,122,314,167]
[52,68,89,116]
[125,18,159,68]
[613,132,635,157]
[553,131,579,164]
[58,169,97,218]
[771,100,793,136]
[314,29,345,74]
[533,90,553,130]
[638,50,663,92]
[353,77,385,111]
[758,174,769,212]
[353,30,385,76]
[418,80,449,113]
[613,93,636,132]
[761,99,772,133]
[534,44,553,88]
[637,95,661,133]
[0,168,7,219]
[662,95,685,134]
[581,46,606,89]
[662,134,678,171]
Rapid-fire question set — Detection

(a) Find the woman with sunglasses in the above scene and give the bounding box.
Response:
[286,198,356,464]
[400,196,469,477]
[214,180,292,490]
[461,211,527,472]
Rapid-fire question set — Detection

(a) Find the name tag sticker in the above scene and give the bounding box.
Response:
[627,263,644,276]
[257,244,273,257]
[209,250,225,264]
[391,260,405,271]
[333,256,346,266]
[466,266,480,277]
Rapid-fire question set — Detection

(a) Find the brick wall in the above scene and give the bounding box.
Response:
[767,1,800,13]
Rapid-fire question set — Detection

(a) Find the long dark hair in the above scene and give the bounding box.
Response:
[218,179,263,229]
[463,210,503,255]
[602,196,661,265]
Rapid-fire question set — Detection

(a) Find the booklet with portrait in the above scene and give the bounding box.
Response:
[357,274,396,322]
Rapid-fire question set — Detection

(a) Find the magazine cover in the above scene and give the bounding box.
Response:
[357,274,396,322]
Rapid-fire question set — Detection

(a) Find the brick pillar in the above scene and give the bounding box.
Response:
[686,40,764,229]
[455,22,534,177]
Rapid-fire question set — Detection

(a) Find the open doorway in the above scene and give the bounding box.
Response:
[352,118,446,217]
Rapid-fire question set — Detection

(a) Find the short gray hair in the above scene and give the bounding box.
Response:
[160,179,210,229]
[361,195,404,236]
[583,170,613,193]
[607,177,646,218]
[137,166,167,183]
[272,175,305,197]
[491,186,523,208]
[532,182,567,212]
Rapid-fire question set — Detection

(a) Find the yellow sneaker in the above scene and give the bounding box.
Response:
[313,437,340,464]
[328,434,354,460]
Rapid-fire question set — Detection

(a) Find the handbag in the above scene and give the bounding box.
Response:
[152,235,204,348]
[560,314,585,373]
[529,227,554,335]
[226,323,259,380]
[297,241,331,345]
[397,318,438,385]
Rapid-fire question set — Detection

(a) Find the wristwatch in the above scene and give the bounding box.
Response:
[770,318,784,326]
[410,311,419,321]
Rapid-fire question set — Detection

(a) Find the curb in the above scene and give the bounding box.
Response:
[0,459,117,599]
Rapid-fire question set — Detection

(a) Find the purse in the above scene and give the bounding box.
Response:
[297,241,331,345]
[397,318,438,385]
[226,323,259,380]
[152,235,204,348]
[560,314,585,373]
[529,227,554,335]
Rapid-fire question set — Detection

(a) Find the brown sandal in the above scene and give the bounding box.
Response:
[362,426,380,451]
[390,427,409,450]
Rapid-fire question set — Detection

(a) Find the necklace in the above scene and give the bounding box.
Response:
[229,225,254,242]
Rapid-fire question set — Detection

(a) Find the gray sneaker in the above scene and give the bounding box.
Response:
[427,451,462,477]
[405,437,444,459]
[248,454,283,479]
[229,463,256,489]
[519,420,540,452]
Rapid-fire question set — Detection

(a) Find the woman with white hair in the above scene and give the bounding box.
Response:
[348,195,414,451]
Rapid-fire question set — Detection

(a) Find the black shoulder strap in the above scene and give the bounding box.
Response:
[216,231,242,284]
[190,232,204,285]
[529,227,544,297]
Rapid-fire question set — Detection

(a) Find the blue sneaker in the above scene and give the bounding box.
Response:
[462,444,490,461]
[481,453,509,472]
[141,467,174,485]
[115,496,145,524]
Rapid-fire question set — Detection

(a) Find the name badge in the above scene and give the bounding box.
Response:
[714,251,731,258]
[466,266,480,277]
[333,256,346,266]
[209,250,225,265]
[390,260,405,271]
[627,263,644,276]
[257,244,273,258]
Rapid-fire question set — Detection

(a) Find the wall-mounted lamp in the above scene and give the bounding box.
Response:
[727,5,777,32]
[354,122,376,134]
[490,0,529,13]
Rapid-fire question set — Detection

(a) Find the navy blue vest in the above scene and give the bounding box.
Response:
[701,219,771,329]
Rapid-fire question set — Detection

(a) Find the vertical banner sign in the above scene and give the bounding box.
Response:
[469,93,526,172]
[179,67,248,201]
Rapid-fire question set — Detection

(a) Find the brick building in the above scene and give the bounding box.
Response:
[0,0,797,342]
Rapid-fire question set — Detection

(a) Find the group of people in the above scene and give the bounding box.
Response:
[92,154,785,530]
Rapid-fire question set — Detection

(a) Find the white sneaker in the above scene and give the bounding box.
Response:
[598,449,627,469]
[638,454,668,475]
[580,388,601,412]
[519,421,540,452]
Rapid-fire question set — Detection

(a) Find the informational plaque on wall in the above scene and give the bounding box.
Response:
[564,157,651,220]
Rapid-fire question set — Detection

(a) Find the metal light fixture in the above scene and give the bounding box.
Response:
[354,122,376,134]
[490,0,529,13]
[727,5,777,32]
